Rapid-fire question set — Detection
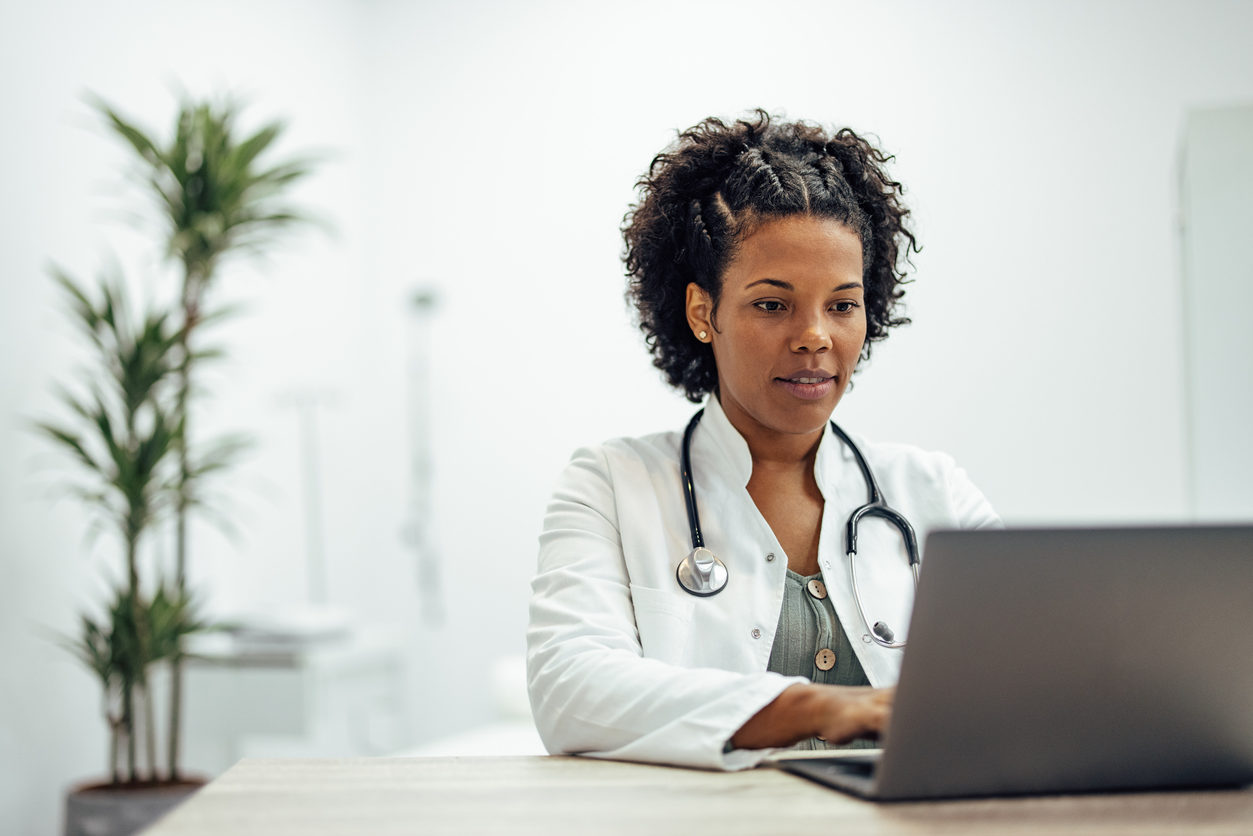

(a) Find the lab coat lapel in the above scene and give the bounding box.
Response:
[684,398,786,670]
[688,398,755,562]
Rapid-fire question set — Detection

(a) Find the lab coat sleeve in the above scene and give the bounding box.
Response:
[526,446,806,771]
[943,455,1003,530]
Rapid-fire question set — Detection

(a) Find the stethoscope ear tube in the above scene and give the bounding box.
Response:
[847,504,922,576]
[833,419,922,647]
[849,549,911,649]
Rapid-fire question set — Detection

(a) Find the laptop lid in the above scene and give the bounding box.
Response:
[870,525,1253,801]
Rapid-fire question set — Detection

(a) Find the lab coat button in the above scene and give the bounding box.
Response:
[751,628,762,640]
[765,552,776,562]
[806,579,827,599]
[815,649,836,671]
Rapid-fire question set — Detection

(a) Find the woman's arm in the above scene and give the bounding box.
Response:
[729,683,893,750]
[528,445,802,769]
[944,455,1002,530]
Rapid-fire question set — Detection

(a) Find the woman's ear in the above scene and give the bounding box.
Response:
[685,283,713,343]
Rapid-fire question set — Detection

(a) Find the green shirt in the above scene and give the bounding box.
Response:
[767,569,876,751]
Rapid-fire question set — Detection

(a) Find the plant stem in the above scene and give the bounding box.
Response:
[168,659,183,781]
[109,716,121,785]
[125,536,141,782]
[142,682,158,782]
[122,674,136,782]
[167,270,197,781]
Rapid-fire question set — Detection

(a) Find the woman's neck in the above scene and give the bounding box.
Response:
[717,395,826,472]
[745,427,823,473]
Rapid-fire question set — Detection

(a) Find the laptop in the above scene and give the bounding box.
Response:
[775,525,1253,801]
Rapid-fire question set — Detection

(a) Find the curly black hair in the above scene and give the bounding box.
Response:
[622,109,919,403]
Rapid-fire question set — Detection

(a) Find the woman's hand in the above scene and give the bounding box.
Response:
[812,684,893,744]
[729,683,894,751]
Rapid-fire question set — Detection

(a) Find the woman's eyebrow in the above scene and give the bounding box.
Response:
[744,279,864,291]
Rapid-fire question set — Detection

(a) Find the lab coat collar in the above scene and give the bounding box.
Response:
[814,416,855,504]
[698,395,849,498]
[696,395,754,488]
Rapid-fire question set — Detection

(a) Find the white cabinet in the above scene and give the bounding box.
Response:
[179,627,410,776]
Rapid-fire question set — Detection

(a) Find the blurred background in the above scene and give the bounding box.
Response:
[2,0,1251,833]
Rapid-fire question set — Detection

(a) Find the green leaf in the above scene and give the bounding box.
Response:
[95,95,323,286]
[34,422,102,474]
[94,99,163,166]
[35,266,184,566]
[232,122,282,170]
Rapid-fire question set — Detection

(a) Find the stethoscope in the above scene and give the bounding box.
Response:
[676,409,921,649]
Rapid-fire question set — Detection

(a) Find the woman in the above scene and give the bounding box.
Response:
[527,111,1000,770]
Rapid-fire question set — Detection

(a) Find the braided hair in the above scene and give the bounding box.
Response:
[622,109,918,403]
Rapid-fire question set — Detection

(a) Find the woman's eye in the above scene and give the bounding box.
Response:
[833,301,860,313]
[754,300,786,313]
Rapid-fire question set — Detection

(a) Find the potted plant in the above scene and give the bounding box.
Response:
[38,95,319,836]
[40,272,210,835]
[97,95,317,780]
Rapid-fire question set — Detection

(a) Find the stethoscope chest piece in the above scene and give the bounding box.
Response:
[677,547,728,597]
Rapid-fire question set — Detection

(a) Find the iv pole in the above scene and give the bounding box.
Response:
[403,286,443,626]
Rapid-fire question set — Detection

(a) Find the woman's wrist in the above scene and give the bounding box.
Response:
[729,683,823,750]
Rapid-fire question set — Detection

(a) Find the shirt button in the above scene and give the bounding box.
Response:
[815,649,836,671]
[765,552,776,562]
[806,579,827,600]
[751,628,762,640]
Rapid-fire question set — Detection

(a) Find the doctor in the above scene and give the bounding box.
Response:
[527,111,1000,770]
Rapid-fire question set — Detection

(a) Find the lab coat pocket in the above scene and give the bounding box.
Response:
[629,583,695,666]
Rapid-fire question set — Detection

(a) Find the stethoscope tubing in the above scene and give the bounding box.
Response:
[680,411,707,550]
[677,409,921,648]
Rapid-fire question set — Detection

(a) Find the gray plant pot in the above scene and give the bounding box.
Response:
[64,778,205,836]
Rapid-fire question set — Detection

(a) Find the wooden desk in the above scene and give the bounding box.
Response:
[143,756,1253,835]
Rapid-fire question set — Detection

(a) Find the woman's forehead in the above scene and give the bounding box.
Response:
[724,216,864,287]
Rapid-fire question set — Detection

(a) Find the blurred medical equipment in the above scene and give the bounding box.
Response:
[277,387,338,606]
[402,286,444,625]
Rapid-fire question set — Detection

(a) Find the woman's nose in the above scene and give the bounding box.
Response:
[790,313,833,353]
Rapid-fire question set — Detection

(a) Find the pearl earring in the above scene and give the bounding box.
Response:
[698,330,708,341]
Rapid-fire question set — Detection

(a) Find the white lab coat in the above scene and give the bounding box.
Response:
[527,396,1000,770]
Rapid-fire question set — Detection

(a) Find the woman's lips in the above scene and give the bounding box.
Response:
[775,375,836,401]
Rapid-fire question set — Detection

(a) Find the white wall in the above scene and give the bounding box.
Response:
[1180,105,1253,519]
[3,1,1252,833]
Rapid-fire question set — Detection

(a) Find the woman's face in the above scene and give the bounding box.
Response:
[686,214,866,447]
